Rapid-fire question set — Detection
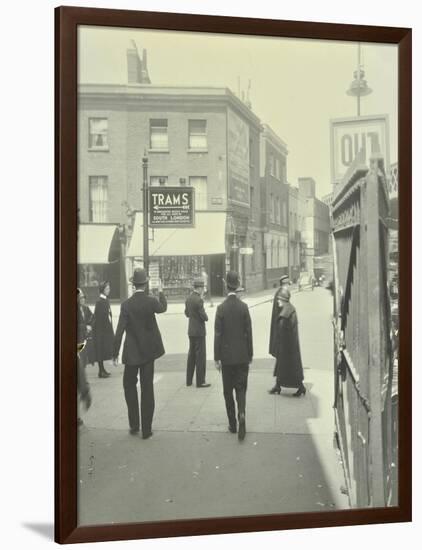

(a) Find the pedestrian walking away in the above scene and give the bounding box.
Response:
[269,274,291,357]
[77,288,94,369]
[113,268,167,439]
[185,278,210,388]
[77,289,92,427]
[214,271,253,442]
[268,287,306,397]
[93,281,114,378]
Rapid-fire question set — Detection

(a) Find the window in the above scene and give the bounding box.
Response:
[89,118,108,149]
[188,120,207,149]
[150,119,168,149]
[189,177,207,210]
[275,158,280,180]
[276,197,281,224]
[89,176,108,222]
[270,193,274,222]
[150,176,168,187]
[282,201,287,226]
[268,154,274,177]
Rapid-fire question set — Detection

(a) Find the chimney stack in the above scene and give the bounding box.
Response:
[126,41,151,84]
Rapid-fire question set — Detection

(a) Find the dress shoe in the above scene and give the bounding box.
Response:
[197,383,211,388]
[129,428,140,435]
[142,432,153,440]
[98,371,110,378]
[293,385,306,397]
[186,382,192,387]
[238,414,246,442]
[228,424,237,434]
[268,386,281,395]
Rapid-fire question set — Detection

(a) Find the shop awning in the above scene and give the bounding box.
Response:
[78,224,120,264]
[127,212,227,257]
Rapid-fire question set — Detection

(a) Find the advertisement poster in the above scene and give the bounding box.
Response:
[228,108,250,206]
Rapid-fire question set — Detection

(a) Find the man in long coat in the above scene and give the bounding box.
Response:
[113,268,167,439]
[184,278,210,388]
[214,271,253,441]
[269,274,291,357]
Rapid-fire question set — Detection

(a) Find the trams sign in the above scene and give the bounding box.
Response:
[149,187,195,227]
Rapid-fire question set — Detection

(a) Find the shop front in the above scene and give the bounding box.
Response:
[127,212,227,300]
[77,223,124,303]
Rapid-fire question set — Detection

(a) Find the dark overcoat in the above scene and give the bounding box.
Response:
[113,290,167,365]
[273,302,304,387]
[185,291,208,337]
[78,303,95,364]
[214,295,253,365]
[269,287,282,357]
[93,297,114,361]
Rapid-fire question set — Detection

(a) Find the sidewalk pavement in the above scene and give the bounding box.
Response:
[80,356,348,513]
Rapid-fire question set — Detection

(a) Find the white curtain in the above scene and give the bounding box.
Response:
[90,177,108,222]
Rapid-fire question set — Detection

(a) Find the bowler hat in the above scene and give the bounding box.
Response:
[279,275,290,284]
[193,278,205,288]
[130,268,149,285]
[226,270,240,290]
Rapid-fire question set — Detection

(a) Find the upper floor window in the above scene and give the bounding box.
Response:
[150,119,168,149]
[89,176,108,222]
[89,118,108,150]
[150,176,168,187]
[268,154,275,177]
[270,193,274,222]
[275,158,280,180]
[188,120,207,149]
[276,197,281,223]
[189,176,208,210]
[282,201,287,226]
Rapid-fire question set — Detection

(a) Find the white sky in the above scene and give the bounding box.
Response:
[78,26,398,198]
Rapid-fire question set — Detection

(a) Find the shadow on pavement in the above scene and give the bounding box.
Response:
[22,523,54,540]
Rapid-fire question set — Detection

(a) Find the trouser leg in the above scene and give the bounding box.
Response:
[221,366,236,427]
[139,361,155,436]
[234,364,249,417]
[195,337,206,386]
[123,365,140,430]
[186,337,196,385]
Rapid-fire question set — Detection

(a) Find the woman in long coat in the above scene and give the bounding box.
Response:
[268,287,306,396]
[93,281,114,378]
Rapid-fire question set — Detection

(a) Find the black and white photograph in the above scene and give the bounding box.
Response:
[76,23,399,527]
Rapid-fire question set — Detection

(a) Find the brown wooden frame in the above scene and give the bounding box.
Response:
[55,5,412,544]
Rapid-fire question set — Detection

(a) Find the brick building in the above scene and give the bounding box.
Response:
[77,43,265,300]
[259,124,289,289]
[298,177,331,272]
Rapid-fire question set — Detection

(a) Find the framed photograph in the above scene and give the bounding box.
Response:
[55,6,411,544]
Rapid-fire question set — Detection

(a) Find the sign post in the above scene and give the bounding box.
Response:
[149,187,195,227]
[142,152,149,276]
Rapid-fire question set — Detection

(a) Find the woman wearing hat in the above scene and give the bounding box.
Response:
[268,287,306,397]
[93,281,114,378]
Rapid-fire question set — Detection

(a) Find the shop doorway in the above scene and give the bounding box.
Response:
[208,254,225,297]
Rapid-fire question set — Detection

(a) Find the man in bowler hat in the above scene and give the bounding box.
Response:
[214,271,253,441]
[269,274,291,357]
[113,268,167,439]
[185,278,210,388]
